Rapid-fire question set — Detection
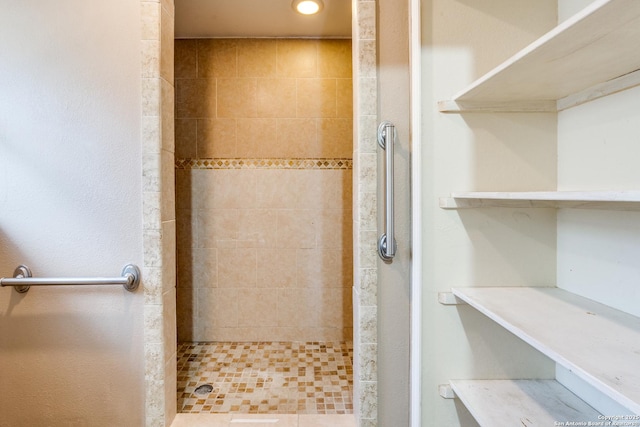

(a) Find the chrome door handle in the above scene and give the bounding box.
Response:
[377,121,397,261]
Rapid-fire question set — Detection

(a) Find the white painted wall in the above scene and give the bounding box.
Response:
[558,0,595,22]
[554,0,640,415]
[0,1,144,425]
[557,86,640,318]
[555,17,640,419]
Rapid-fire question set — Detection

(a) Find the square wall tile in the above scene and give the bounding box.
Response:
[196,118,237,158]
[256,78,297,118]
[276,118,317,157]
[197,288,238,331]
[142,40,160,79]
[297,248,350,288]
[277,39,318,78]
[318,39,353,78]
[192,248,217,288]
[160,6,174,82]
[337,79,354,118]
[237,209,278,248]
[238,39,277,77]
[196,208,239,248]
[162,287,177,353]
[237,288,279,327]
[175,39,197,79]
[237,118,277,158]
[197,39,238,78]
[296,79,337,118]
[176,287,195,340]
[161,150,175,221]
[357,0,376,41]
[277,210,316,249]
[194,169,257,210]
[257,248,297,288]
[318,287,353,328]
[318,118,353,157]
[277,288,320,327]
[141,2,161,41]
[175,119,197,158]
[276,118,320,158]
[217,248,257,287]
[316,209,354,250]
[217,78,257,118]
[176,78,215,118]
[161,220,177,294]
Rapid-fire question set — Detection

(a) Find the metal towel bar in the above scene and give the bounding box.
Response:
[0,264,141,293]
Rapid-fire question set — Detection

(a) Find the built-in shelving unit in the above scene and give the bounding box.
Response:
[438,0,640,113]
[452,287,640,414]
[449,379,601,427]
[439,191,640,210]
[437,0,640,422]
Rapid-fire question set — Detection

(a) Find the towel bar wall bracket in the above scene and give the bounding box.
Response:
[0,264,141,293]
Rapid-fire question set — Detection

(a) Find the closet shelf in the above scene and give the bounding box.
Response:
[438,0,640,113]
[439,191,640,210]
[450,379,601,427]
[452,287,640,414]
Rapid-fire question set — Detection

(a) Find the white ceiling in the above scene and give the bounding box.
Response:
[175,0,352,39]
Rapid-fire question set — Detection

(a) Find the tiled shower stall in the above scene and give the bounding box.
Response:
[140,1,379,423]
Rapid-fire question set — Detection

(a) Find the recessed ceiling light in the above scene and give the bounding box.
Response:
[292,0,324,15]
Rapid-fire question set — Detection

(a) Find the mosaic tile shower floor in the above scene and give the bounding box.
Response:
[177,341,354,414]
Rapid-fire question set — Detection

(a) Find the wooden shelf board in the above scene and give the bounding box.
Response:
[451,287,640,413]
[438,0,640,113]
[450,379,601,427]
[440,191,640,210]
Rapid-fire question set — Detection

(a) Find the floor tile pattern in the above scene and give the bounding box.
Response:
[177,341,353,415]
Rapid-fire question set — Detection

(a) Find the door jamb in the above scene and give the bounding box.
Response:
[409,0,422,425]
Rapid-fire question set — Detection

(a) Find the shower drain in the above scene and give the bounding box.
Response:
[194,384,214,395]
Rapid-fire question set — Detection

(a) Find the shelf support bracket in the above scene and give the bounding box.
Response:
[438,292,466,305]
[439,384,455,399]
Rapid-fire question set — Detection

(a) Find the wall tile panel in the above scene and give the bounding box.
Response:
[175,39,353,342]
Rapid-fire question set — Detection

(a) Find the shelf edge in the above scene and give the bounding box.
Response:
[440,192,640,210]
[557,68,640,111]
[438,69,640,114]
[437,99,556,114]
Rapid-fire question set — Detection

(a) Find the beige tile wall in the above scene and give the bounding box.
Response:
[175,39,353,342]
[175,38,352,159]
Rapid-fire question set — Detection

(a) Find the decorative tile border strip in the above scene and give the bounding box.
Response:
[176,158,353,170]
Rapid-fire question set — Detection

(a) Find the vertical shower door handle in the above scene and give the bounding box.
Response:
[377,121,397,261]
